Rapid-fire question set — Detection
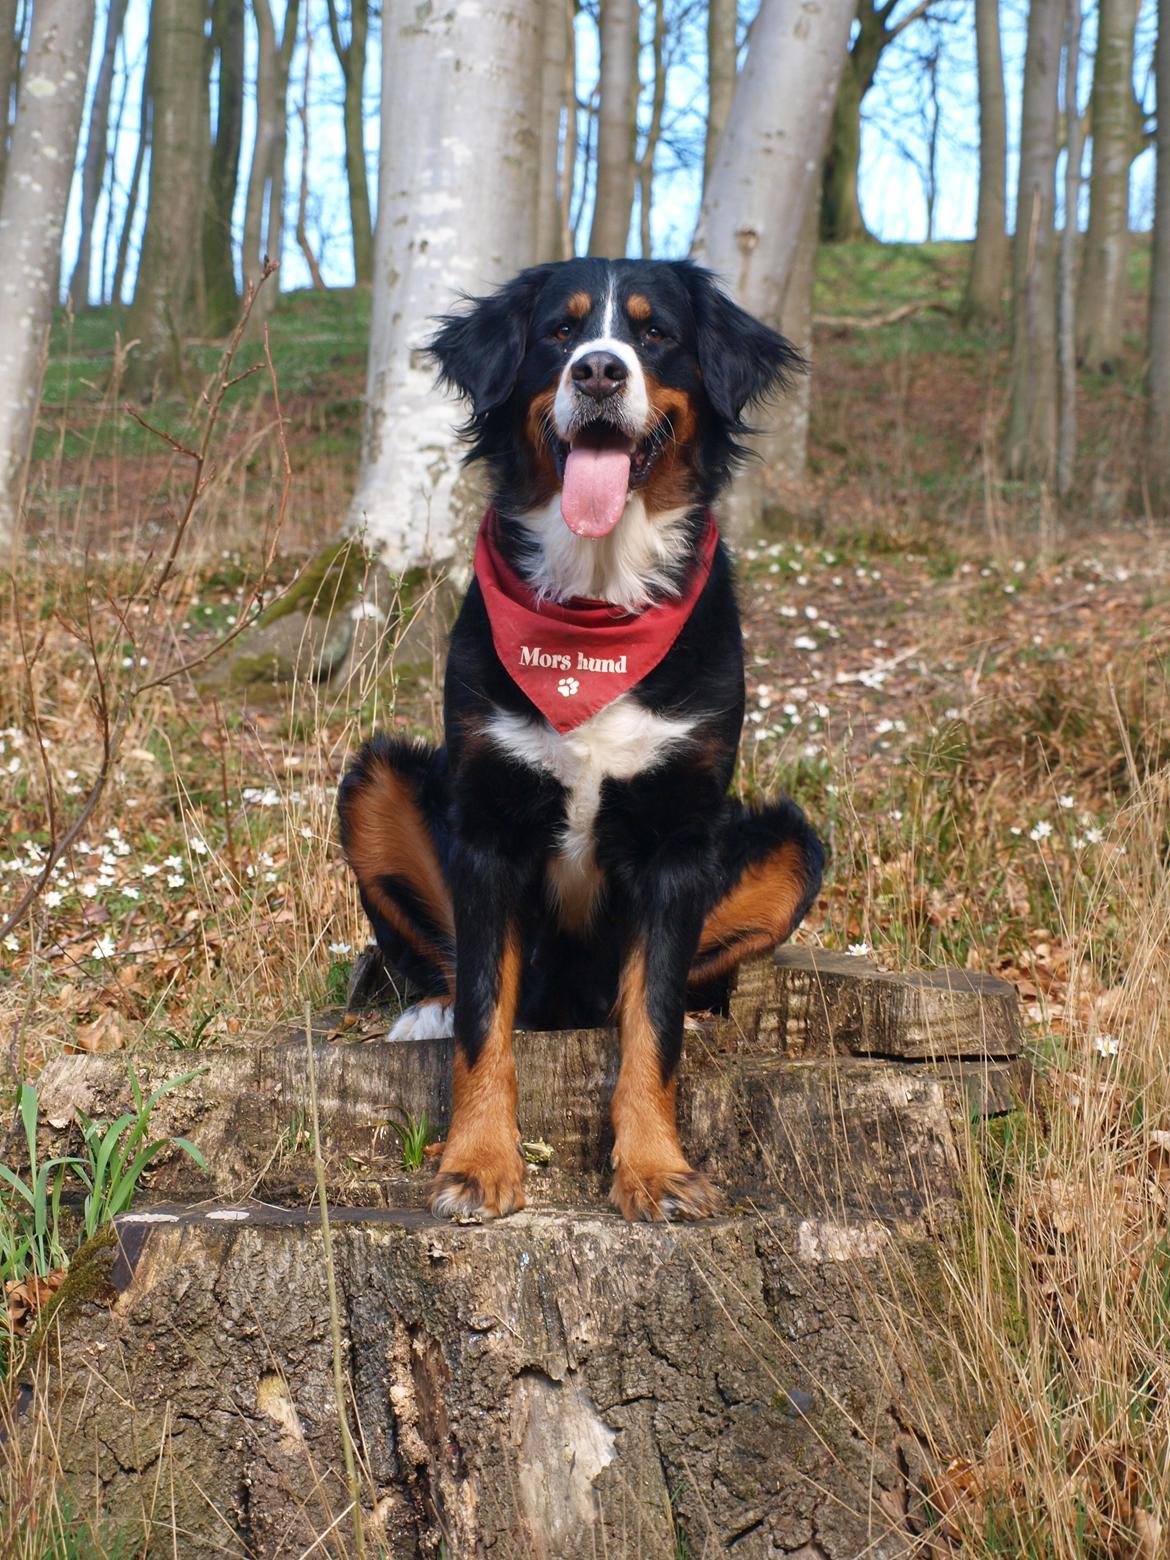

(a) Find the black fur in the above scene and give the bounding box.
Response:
[340,257,825,1217]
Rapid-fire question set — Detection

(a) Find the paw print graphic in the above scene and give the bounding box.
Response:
[557,676,579,698]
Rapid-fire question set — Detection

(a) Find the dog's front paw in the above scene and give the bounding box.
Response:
[430,1140,526,1220]
[609,1161,718,1222]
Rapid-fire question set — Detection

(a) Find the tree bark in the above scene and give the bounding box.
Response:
[112,74,150,309]
[325,0,372,285]
[0,0,95,547]
[242,0,299,324]
[637,0,665,257]
[124,0,209,394]
[587,0,639,257]
[1077,0,1141,372]
[1147,0,1170,504]
[0,0,20,203]
[294,36,324,289]
[693,0,856,524]
[821,48,870,243]
[67,0,125,309]
[723,192,819,536]
[202,0,246,335]
[703,0,736,194]
[345,0,545,566]
[535,0,569,262]
[1006,0,1063,483]
[963,0,1008,322]
[559,0,578,259]
[1058,0,1082,499]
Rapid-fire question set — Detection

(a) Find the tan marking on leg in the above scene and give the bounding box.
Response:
[431,935,526,1219]
[343,763,455,992]
[689,838,809,986]
[610,948,716,1222]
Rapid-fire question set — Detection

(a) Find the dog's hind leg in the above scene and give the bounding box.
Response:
[337,737,455,1029]
[688,796,825,990]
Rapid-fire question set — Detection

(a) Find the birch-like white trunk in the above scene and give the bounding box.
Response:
[345,0,544,567]
[692,0,855,532]
[0,0,95,547]
[693,0,855,335]
[1147,0,1170,502]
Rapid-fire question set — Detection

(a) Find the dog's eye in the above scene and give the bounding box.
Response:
[642,325,666,343]
[552,322,574,342]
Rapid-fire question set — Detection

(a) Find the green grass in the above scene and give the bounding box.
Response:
[391,1109,436,1171]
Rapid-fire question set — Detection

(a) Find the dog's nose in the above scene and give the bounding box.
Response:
[571,351,628,399]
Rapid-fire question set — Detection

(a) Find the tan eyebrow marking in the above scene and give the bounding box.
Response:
[566,291,591,319]
[626,293,652,321]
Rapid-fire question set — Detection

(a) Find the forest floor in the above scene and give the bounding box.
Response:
[3,243,1170,1555]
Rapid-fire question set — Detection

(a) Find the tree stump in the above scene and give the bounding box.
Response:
[21,949,1022,1558]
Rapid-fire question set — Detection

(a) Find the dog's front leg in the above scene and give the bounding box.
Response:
[430,839,526,1220]
[610,884,718,1222]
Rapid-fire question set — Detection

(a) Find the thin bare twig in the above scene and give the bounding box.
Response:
[0,264,295,945]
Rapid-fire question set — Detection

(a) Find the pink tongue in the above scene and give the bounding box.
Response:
[561,443,631,537]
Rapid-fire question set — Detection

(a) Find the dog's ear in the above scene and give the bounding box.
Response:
[428,266,554,417]
[681,263,805,425]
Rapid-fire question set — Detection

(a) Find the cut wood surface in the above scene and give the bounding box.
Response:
[20,949,1022,1557]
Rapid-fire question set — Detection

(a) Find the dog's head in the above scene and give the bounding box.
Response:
[429,259,803,535]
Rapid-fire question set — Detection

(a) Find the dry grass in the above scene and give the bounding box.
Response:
[4,297,1170,1554]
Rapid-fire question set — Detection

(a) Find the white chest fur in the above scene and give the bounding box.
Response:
[485,697,696,930]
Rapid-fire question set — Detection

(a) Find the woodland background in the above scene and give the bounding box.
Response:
[2,1,1170,1556]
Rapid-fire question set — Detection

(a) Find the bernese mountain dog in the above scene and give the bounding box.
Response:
[338,258,824,1222]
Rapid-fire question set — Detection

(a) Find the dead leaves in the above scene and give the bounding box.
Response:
[69,1008,130,1055]
[4,1266,66,1335]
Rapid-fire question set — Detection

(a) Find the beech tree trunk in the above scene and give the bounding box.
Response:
[345,0,545,566]
[0,0,20,203]
[637,0,666,257]
[535,0,569,262]
[68,0,126,308]
[727,193,819,535]
[1147,0,1170,504]
[124,0,209,394]
[587,0,639,257]
[1077,0,1141,372]
[112,78,150,308]
[821,50,870,243]
[559,0,577,258]
[1058,0,1082,499]
[243,0,300,316]
[325,0,372,286]
[963,0,1008,322]
[202,0,245,334]
[1006,0,1063,482]
[703,0,736,193]
[693,0,856,525]
[0,0,95,547]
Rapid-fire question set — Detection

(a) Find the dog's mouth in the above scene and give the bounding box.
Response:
[551,420,664,539]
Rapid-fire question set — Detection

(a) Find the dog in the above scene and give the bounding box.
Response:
[338,258,825,1222]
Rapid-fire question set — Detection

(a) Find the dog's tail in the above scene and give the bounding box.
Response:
[337,736,455,996]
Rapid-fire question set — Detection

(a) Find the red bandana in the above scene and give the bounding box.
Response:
[474,511,719,734]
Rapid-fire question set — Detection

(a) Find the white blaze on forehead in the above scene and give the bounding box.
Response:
[553,346,650,440]
[552,261,649,437]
